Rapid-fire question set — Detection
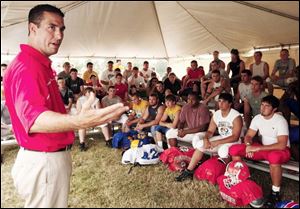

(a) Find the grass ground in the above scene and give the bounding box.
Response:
[1,134,299,208]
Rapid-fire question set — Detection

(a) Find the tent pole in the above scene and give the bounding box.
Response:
[152,1,169,59]
[234,1,299,21]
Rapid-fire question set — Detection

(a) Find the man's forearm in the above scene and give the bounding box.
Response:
[29,111,81,133]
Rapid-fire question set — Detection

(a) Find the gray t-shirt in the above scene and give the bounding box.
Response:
[101,95,122,107]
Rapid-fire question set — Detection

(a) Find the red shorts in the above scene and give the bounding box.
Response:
[229,143,290,164]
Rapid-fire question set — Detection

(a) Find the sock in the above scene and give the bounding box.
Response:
[157,141,163,148]
[272,185,280,193]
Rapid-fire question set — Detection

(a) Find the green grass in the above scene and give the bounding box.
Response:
[1,134,299,208]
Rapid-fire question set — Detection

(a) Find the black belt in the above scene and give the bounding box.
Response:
[23,144,72,152]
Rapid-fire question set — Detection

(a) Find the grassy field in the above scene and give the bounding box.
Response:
[1,134,299,208]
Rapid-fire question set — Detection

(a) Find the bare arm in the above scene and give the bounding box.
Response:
[263,62,270,80]
[30,94,128,133]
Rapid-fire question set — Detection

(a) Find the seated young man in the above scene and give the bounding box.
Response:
[154,94,181,149]
[175,93,242,182]
[101,86,128,134]
[125,93,149,132]
[243,75,268,128]
[76,87,111,150]
[135,93,165,139]
[202,70,231,110]
[166,92,211,147]
[233,70,252,113]
[57,77,74,113]
[65,68,84,102]
[229,95,290,208]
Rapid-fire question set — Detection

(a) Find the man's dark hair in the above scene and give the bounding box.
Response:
[254,51,262,57]
[165,94,177,102]
[57,77,64,81]
[108,86,115,91]
[114,68,121,72]
[90,74,97,79]
[241,69,252,77]
[261,95,280,109]
[70,68,78,73]
[133,66,139,71]
[1,63,7,67]
[191,60,198,65]
[108,61,114,65]
[251,75,264,85]
[143,61,149,65]
[188,92,200,101]
[86,62,93,67]
[149,93,159,100]
[218,93,233,104]
[116,73,122,78]
[29,4,64,27]
[211,69,220,75]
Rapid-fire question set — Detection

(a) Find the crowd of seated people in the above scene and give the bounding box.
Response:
[1,48,298,207]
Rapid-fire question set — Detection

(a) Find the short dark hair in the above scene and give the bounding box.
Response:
[211,69,220,75]
[63,62,70,67]
[90,74,97,79]
[114,68,121,72]
[254,51,262,57]
[165,94,177,102]
[28,4,64,27]
[143,61,149,65]
[251,75,264,85]
[191,60,198,65]
[281,49,289,53]
[231,48,239,55]
[218,93,233,104]
[116,73,122,78]
[188,92,200,101]
[1,63,7,67]
[133,66,139,71]
[70,68,78,73]
[149,93,159,100]
[241,69,252,77]
[86,62,93,67]
[108,61,114,64]
[57,77,64,81]
[261,95,279,109]
[84,87,95,94]
[108,86,115,91]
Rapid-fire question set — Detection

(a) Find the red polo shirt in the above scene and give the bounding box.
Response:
[3,44,75,152]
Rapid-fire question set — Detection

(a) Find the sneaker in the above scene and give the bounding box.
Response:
[79,143,87,152]
[250,197,265,208]
[264,190,281,208]
[175,169,194,182]
[105,138,113,148]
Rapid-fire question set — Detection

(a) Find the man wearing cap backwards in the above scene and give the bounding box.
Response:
[3,4,128,208]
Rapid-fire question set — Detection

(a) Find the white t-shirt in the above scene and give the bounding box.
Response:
[128,75,146,87]
[101,69,115,82]
[213,109,241,138]
[238,82,252,100]
[252,61,266,77]
[250,113,290,147]
[140,68,153,81]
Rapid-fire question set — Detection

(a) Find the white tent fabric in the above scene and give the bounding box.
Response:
[1,1,299,58]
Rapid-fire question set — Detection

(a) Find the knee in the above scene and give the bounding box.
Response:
[228,144,244,157]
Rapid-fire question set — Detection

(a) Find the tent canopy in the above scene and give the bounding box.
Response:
[1,1,299,58]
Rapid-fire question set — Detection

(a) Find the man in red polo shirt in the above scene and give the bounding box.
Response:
[3,4,128,208]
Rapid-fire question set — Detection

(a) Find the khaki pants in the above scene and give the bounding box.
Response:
[11,148,72,208]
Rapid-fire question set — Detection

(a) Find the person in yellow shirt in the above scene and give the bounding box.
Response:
[82,62,99,84]
[125,93,149,131]
[154,94,181,148]
[113,59,125,72]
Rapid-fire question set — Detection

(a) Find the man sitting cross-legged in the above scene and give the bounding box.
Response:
[229,95,290,208]
[175,93,242,182]
[135,93,165,140]
[166,92,211,148]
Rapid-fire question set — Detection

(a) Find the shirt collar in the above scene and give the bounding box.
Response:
[20,44,52,69]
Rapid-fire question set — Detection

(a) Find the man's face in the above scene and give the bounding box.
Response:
[57,79,65,89]
[187,95,196,105]
[64,64,70,72]
[156,83,164,92]
[70,71,77,79]
[87,64,93,71]
[108,88,116,96]
[143,63,149,69]
[218,99,231,111]
[251,80,261,93]
[191,62,198,70]
[212,73,220,82]
[116,75,122,83]
[260,102,275,117]
[29,11,65,57]
[254,53,261,62]
[213,51,219,59]
[131,96,140,105]
[165,100,175,108]
[108,63,113,70]
[280,50,289,60]
[149,96,158,106]
[169,74,176,83]
[127,63,132,69]
[241,73,250,83]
